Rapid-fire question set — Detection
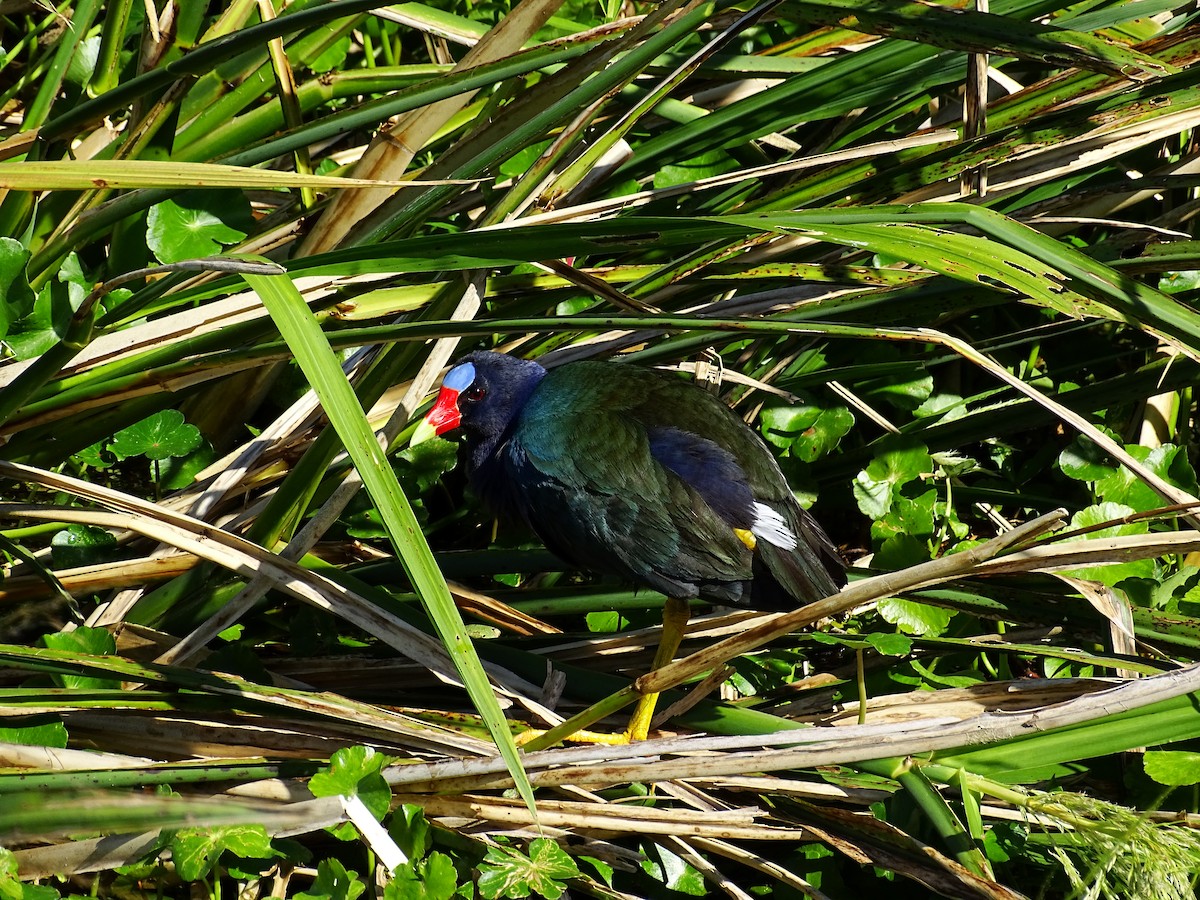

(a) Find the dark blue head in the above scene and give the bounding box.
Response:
[424,352,547,468]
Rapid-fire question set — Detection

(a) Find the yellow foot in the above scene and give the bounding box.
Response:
[517,597,689,749]
[515,689,661,747]
[516,727,637,747]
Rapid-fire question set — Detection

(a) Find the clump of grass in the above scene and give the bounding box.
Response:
[1028,791,1200,900]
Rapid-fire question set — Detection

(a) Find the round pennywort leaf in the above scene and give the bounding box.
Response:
[146,191,252,264]
[111,410,202,461]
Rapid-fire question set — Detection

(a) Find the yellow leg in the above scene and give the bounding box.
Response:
[516,597,691,747]
[622,596,690,742]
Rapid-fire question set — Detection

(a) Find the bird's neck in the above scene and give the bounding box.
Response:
[465,365,547,508]
[469,434,507,481]
[468,431,525,523]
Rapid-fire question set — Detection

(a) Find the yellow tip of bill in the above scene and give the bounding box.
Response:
[410,417,438,447]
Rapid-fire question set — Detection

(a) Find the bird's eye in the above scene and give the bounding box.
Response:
[463,385,486,402]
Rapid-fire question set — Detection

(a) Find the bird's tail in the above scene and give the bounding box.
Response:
[754,503,845,608]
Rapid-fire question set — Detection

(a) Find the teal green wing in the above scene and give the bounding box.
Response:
[612,364,845,604]
[506,364,754,601]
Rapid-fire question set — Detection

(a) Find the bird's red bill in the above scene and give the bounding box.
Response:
[425,387,462,435]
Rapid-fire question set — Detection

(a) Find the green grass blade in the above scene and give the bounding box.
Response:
[242,270,536,817]
[928,692,1200,782]
[787,0,1176,78]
